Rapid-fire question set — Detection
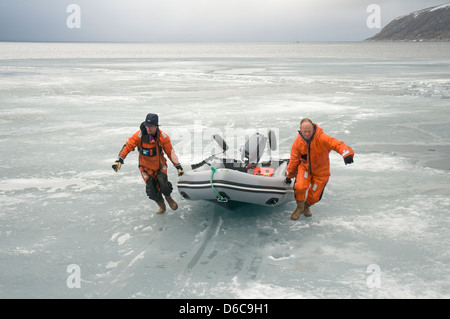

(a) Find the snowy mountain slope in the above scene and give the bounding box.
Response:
[366,3,450,41]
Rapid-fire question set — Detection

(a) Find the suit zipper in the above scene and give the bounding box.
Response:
[307,141,312,174]
[156,138,162,171]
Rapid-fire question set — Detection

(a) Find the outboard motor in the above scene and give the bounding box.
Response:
[240,133,267,164]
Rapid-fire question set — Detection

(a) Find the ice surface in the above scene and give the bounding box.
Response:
[0,42,449,299]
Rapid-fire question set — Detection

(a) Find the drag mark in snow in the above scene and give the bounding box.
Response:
[185,211,221,274]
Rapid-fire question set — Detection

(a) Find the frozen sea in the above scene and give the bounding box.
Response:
[0,42,449,299]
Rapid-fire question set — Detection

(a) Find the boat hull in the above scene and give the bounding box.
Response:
[177,165,294,207]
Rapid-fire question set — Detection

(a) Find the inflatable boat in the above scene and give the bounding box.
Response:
[177,131,294,207]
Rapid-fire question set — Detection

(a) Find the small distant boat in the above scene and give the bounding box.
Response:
[177,131,294,207]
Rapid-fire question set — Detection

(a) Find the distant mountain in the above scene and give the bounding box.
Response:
[366,3,450,41]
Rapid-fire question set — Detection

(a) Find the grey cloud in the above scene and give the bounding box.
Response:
[0,0,446,42]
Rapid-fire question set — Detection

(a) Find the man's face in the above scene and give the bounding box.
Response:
[300,122,314,140]
[146,125,158,135]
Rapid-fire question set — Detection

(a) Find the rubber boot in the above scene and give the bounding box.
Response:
[156,200,166,214]
[291,201,305,220]
[165,195,178,210]
[303,202,312,217]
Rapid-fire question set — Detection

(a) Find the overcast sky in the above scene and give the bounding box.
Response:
[0,0,447,42]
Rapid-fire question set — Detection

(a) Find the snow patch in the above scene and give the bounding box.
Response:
[117,233,131,245]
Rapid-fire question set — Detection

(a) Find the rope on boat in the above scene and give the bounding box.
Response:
[210,167,228,202]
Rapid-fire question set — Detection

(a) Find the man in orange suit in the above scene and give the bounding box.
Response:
[285,118,354,220]
[112,113,184,214]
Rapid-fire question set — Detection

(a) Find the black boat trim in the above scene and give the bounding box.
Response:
[179,179,290,190]
[177,180,294,195]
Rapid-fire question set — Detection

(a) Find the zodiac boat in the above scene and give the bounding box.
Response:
[177,131,295,207]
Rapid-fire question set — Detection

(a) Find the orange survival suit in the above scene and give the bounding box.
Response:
[286,123,354,206]
[117,123,180,201]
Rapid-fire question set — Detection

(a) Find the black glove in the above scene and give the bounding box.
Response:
[284,177,292,184]
[175,164,184,176]
[112,158,124,172]
[344,155,353,165]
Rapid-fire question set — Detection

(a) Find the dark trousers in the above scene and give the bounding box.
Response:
[145,171,173,202]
